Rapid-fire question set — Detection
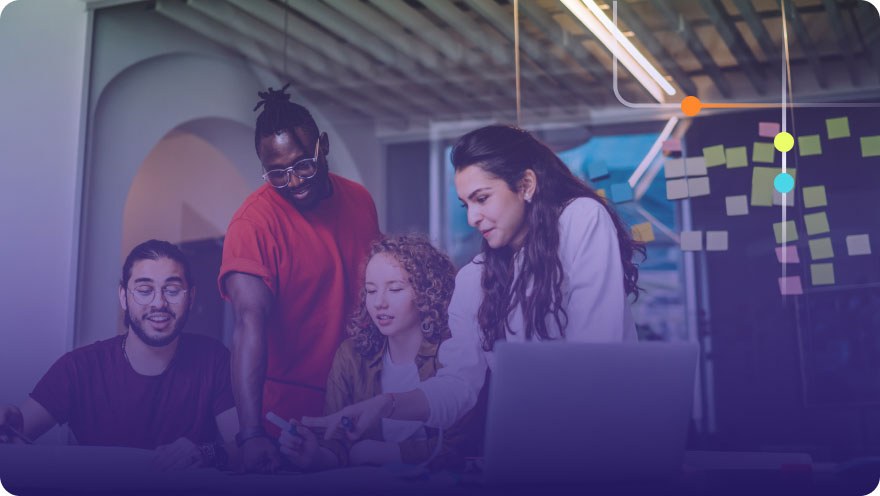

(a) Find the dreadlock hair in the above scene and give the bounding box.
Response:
[451,125,645,351]
[253,83,320,152]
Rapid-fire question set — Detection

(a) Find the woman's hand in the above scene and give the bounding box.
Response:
[278,419,318,469]
[302,394,392,442]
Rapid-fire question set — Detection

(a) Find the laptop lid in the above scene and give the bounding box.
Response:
[482,342,698,485]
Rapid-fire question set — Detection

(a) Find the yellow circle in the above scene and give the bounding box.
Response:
[774,132,794,153]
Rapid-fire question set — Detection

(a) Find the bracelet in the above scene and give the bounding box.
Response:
[197,443,228,469]
[385,392,397,418]
[234,427,267,448]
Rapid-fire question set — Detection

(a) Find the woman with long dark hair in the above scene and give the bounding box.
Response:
[304,124,643,439]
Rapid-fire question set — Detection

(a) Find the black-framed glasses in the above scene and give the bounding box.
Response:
[261,139,321,188]
[128,284,188,305]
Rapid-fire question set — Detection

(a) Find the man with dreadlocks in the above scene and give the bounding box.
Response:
[219,85,380,472]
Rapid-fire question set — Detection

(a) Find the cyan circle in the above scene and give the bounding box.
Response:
[774,173,795,194]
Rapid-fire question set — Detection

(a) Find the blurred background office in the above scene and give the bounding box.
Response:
[2,0,879,461]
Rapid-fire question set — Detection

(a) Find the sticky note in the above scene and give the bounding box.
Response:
[685,156,707,176]
[861,136,880,157]
[752,167,796,207]
[809,237,834,260]
[587,161,609,180]
[773,221,798,244]
[680,231,702,251]
[804,212,830,236]
[706,231,728,251]
[687,177,711,197]
[810,263,835,286]
[778,276,804,295]
[752,142,776,163]
[802,186,827,208]
[846,234,871,256]
[772,190,794,207]
[631,222,655,243]
[759,122,780,138]
[725,146,748,168]
[663,138,682,152]
[826,117,850,139]
[703,145,726,167]
[610,183,633,203]
[596,189,606,199]
[666,179,689,200]
[798,135,822,156]
[664,158,686,179]
[726,195,749,216]
[776,245,800,263]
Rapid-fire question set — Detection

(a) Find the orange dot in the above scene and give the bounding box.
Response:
[681,96,702,117]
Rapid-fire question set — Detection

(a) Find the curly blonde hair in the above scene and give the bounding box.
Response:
[349,234,456,358]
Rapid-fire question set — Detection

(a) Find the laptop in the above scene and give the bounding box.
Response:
[482,342,698,486]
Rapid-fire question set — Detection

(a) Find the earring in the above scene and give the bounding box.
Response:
[421,321,431,333]
[525,195,532,203]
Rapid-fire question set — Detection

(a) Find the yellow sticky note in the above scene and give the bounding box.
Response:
[798,135,822,156]
[826,117,850,139]
[802,186,827,208]
[752,142,775,163]
[809,237,834,260]
[861,136,880,158]
[726,146,748,168]
[773,221,798,244]
[752,167,796,207]
[804,212,830,236]
[631,222,655,243]
[597,189,606,199]
[811,263,835,286]
[703,145,726,167]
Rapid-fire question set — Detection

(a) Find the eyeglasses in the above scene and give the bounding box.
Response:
[261,139,321,188]
[128,284,188,305]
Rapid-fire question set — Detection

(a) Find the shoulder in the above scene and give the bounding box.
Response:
[455,255,484,285]
[559,196,607,224]
[330,337,365,373]
[228,185,278,226]
[66,335,122,360]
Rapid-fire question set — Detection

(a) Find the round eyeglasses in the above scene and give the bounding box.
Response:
[261,138,321,188]
[128,285,188,305]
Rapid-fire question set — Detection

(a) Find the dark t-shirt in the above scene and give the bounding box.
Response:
[30,333,234,449]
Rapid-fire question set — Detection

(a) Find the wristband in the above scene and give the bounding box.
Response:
[234,427,267,448]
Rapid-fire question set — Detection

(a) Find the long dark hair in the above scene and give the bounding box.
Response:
[451,125,644,351]
[348,235,457,358]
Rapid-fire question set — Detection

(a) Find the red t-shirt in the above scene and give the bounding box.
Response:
[30,334,234,449]
[219,173,380,430]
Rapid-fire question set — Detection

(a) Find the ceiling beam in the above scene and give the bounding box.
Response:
[778,0,828,89]
[699,0,767,95]
[650,0,732,98]
[822,0,859,86]
[614,1,698,96]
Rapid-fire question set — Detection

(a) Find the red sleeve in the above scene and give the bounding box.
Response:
[29,353,78,425]
[218,218,279,299]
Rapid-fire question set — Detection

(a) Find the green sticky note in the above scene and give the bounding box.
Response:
[703,145,726,167]
[752,167,796,207]
[802,186,827,208]
[773,220,798,244]
[809,237,834,260]
[804,212,830,236]
[798,135,822,156]
[726,146,748,168]
[861,136,880,157]
[752,142,775,164]
[826,117,850,139]
[811,263,835,286]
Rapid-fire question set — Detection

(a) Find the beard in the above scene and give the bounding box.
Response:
[125,306,189,348]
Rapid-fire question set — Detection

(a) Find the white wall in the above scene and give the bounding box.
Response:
[0,0,87,408]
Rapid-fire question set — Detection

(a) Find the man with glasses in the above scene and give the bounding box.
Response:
[219,85,380,472]
[0,239,238,471]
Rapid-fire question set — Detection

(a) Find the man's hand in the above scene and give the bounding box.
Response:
[278,419,318,470]
[152,437,203,471]
[302,394,392,442]
[0,405,25,444]
[241,436,282,473]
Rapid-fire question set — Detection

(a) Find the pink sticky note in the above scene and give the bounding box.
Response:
[778,276,803,295]
[775,245,800,264]
[662,138,682,152]
[759,122,780,138]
